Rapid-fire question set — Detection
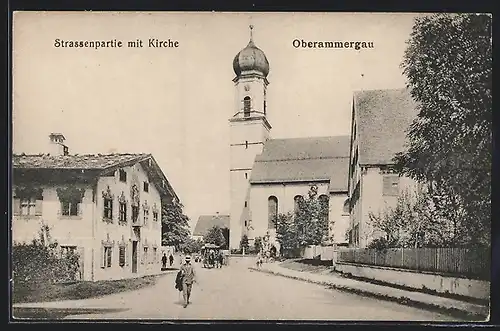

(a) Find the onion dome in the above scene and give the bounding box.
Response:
[233,25,270,78]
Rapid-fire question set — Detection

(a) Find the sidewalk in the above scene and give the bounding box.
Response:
[249,263,489,320]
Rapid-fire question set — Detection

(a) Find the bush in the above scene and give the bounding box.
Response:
[12,226,80,294]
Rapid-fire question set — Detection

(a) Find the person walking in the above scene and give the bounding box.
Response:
[162,253,167,269]
[180,255,196,308]
[169,254,174,267]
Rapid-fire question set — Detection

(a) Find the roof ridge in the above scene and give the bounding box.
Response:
[255,156,349,162]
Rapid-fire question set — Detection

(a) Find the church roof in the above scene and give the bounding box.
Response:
[354,88,418,165]
[193,214,230,237]
[250,136,350,192]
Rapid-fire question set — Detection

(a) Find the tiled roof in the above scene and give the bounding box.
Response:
[354,88,418,165]
[250,136,350,192]
[193,214,230,236]
[12,153,150,169]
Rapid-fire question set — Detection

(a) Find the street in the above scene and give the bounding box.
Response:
[52,258,459,321]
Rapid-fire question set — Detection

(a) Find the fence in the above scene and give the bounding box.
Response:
[337,247,490,280]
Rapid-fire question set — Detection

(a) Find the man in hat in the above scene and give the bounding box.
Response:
[179,255,196,308]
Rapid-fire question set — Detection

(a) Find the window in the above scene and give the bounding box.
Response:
[119,169,127,182]
[153,211,159,223]
[103,246,112,268]
[143,182,149,192]
[143,247,148,264]
[244,201,247,208]
[244,220,248,227]
[61,200,79,216]
[103,197,113,219]
[264,89,267,115]
[144,209,149,226]
[383,175,400,196]
[119,246,126,267]
[132,206,139,223]
[20,198,37,216]
[245,172,248,179]
[268,196,278,229]
[61,245,77,257]
[63,146,69,156]
[343,199,350,215]
[243,96,251,117]
[152,247,157,264]
[294,195,303,213]
[119,202,127,223]
[319,195,329,223]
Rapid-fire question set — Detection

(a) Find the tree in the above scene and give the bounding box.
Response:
[294,187,329,246]
[240,234,249,252]
[253,236,263,253]
[180,237,204,254]
[161,200,191,250]
[394,13,492,247]
[275,212,299,257]
[203,225,226,247]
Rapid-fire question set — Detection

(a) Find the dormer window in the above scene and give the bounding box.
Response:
[243,96,251,117]
[119,169,127,182]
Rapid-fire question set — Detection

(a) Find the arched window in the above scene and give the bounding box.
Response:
[294,195,304,213]
[243,96,251,117]
[343,198,350,215]
[268,196,278,229]
[319,194,329,223]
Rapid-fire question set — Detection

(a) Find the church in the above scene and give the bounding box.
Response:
[227,27,351,251]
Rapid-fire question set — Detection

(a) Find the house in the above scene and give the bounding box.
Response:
[347,88,419,248]
[12,134,180,281]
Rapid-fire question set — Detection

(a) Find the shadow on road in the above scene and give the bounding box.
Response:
[12,307,130,320]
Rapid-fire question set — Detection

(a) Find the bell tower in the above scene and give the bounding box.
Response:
[229,26,272,249]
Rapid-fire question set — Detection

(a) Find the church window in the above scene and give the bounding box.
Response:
[294,195,304,213]
[244,220,248,227]
[245,141,248,149]
[343,198,350,215]
[243,96,251,117]
[319,195,329,223]
[245,172,248,179]
[268,196,278,229]
[244,201,247,207]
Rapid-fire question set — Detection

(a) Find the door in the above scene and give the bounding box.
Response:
[132,241,138,273]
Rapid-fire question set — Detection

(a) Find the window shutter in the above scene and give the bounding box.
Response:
[100,245,105,268]
[35,200,43,215]
[13,198,20,215]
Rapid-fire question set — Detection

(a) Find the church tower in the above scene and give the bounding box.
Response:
[229,26,272,250]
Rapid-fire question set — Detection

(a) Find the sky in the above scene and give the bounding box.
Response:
[12,12,422,229]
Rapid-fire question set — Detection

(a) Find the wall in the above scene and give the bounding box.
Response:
[359,168,418,247]
[249,182,331,241]
[329,193,349,244]
[12,184,95,281]
[335,262,490,300]
[234,75,267,116]
[93,162,162,281]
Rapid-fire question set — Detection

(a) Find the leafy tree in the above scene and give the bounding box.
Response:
[293,187,329,246]
[275,212,299,256]
[180,237,204,254]
[395,13,492,247]
[240,234,249,251]
[203,225,226,247]
[253,236,263,253]
[161,200,191,250]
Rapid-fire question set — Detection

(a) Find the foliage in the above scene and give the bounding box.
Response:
[203,225,226,247]
[179,237,204,254]
[12,225,81,298]
[395,13,492,247]
[368,188,475,249]
[240,234,249,251]
[161,200,191,250]
[253,236,263,252]
[275,212,299,254]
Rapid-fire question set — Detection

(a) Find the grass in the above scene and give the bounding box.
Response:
[279,259,335,274]
[12,273,172,304]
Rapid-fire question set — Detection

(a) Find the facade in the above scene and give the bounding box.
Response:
[228,28,350,250]
[12,136,180,281]
[347,88,419,248]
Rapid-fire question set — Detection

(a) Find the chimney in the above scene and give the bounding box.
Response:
[49,133,69,156]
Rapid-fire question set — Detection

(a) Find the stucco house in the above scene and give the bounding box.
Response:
[192,214,230,246]
[12,135,180,281]
[347,88,419,248]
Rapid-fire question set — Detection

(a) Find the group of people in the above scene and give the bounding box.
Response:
[204,249,225,268]
[162,253,175,269]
